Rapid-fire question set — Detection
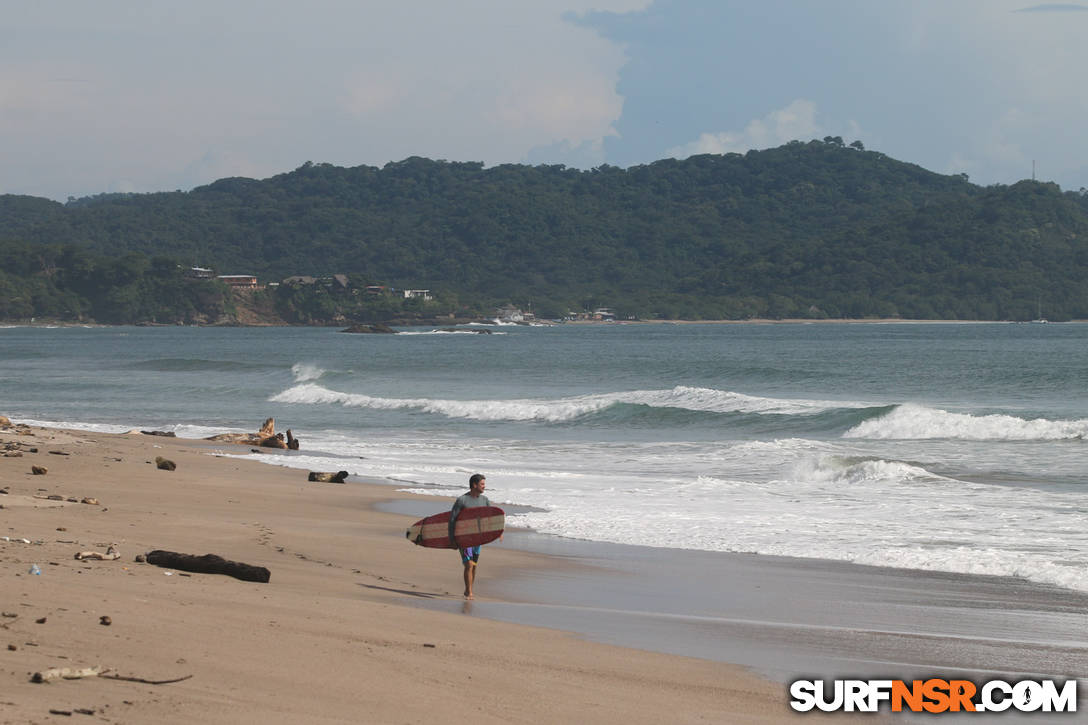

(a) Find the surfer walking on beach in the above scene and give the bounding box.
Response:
[450,473,490,599]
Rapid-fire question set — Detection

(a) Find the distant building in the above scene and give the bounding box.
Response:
[282,275,317,286]
[364,285,388,296]
[402,289,433,301]
[496,304,523,322]
[216,275,258,288]
[185,266,215,279]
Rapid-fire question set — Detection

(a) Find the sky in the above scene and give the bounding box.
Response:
[3,0,1088,202]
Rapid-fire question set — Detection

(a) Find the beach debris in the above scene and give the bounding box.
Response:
[102,672,193,685]
[32,666,102,683]
[48,450,69,455]
[99,615,112,626]
[29,564,42,576]
[31,465,47,475]
[28,492,98,505]
[76,545,120,561]
[140,430,176,437]
[134,554,146,563]
[308,470,349,483]
[7,644,15,651]
[145,549,271,583]
[155,456,176,471]
[32,665,192,686]
[259,433,288,449]
[205,417,302,447]
[35,616,46,623]
[206,432,258,444]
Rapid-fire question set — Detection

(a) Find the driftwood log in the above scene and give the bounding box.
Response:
[259,433,287,449]
[145,550,271,583]
[308,470,349,483]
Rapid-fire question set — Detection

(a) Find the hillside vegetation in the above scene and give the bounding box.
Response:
[2,139,1087,323]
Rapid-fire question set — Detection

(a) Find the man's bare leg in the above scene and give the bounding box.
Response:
[463,560,476,599]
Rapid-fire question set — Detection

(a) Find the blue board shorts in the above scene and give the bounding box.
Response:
[460,546,481,564]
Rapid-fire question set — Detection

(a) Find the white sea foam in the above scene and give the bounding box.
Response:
[845,403,1088,441]
[796,456,951,487]
[268,383,865,422]
[27,404,1088,594]
[269,383,614,421]
[16,418,255,440]
[396,329,507,335]
[505,452,1088,593]
[15,418,137,435]
[236,427,1088,594]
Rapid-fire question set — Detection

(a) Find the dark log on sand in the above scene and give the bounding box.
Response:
[145,550,271,583]
[308,470,349,483]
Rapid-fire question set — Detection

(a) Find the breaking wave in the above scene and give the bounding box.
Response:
[844,403,1088,441]
[268,383,868,423]
[291,363,325,382]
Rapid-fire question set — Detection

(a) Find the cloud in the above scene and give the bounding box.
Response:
[0,1,652,200]
[665,100,823,159]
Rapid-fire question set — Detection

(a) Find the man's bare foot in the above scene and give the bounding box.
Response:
[464,591,474,600]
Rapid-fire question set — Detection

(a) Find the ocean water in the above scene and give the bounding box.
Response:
[2,322,1086,592]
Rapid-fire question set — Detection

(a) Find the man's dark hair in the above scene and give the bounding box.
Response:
[469,473,486,486]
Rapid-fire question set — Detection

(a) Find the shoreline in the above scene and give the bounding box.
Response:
[375,500,1088,684]
[5,425,1087,722]
[1,424,818,724]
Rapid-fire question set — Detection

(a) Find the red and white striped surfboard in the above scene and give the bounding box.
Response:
[405,506,505,549]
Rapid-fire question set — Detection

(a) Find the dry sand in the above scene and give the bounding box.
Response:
[0,425,820,724]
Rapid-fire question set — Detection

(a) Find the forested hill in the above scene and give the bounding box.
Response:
[2,139,1088,322]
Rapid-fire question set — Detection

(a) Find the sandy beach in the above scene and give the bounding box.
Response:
[1,424,820,724]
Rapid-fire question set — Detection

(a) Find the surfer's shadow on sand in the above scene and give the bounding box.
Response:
[360,583,445,599]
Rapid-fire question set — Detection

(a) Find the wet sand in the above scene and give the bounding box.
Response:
[381,500,1088,684]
